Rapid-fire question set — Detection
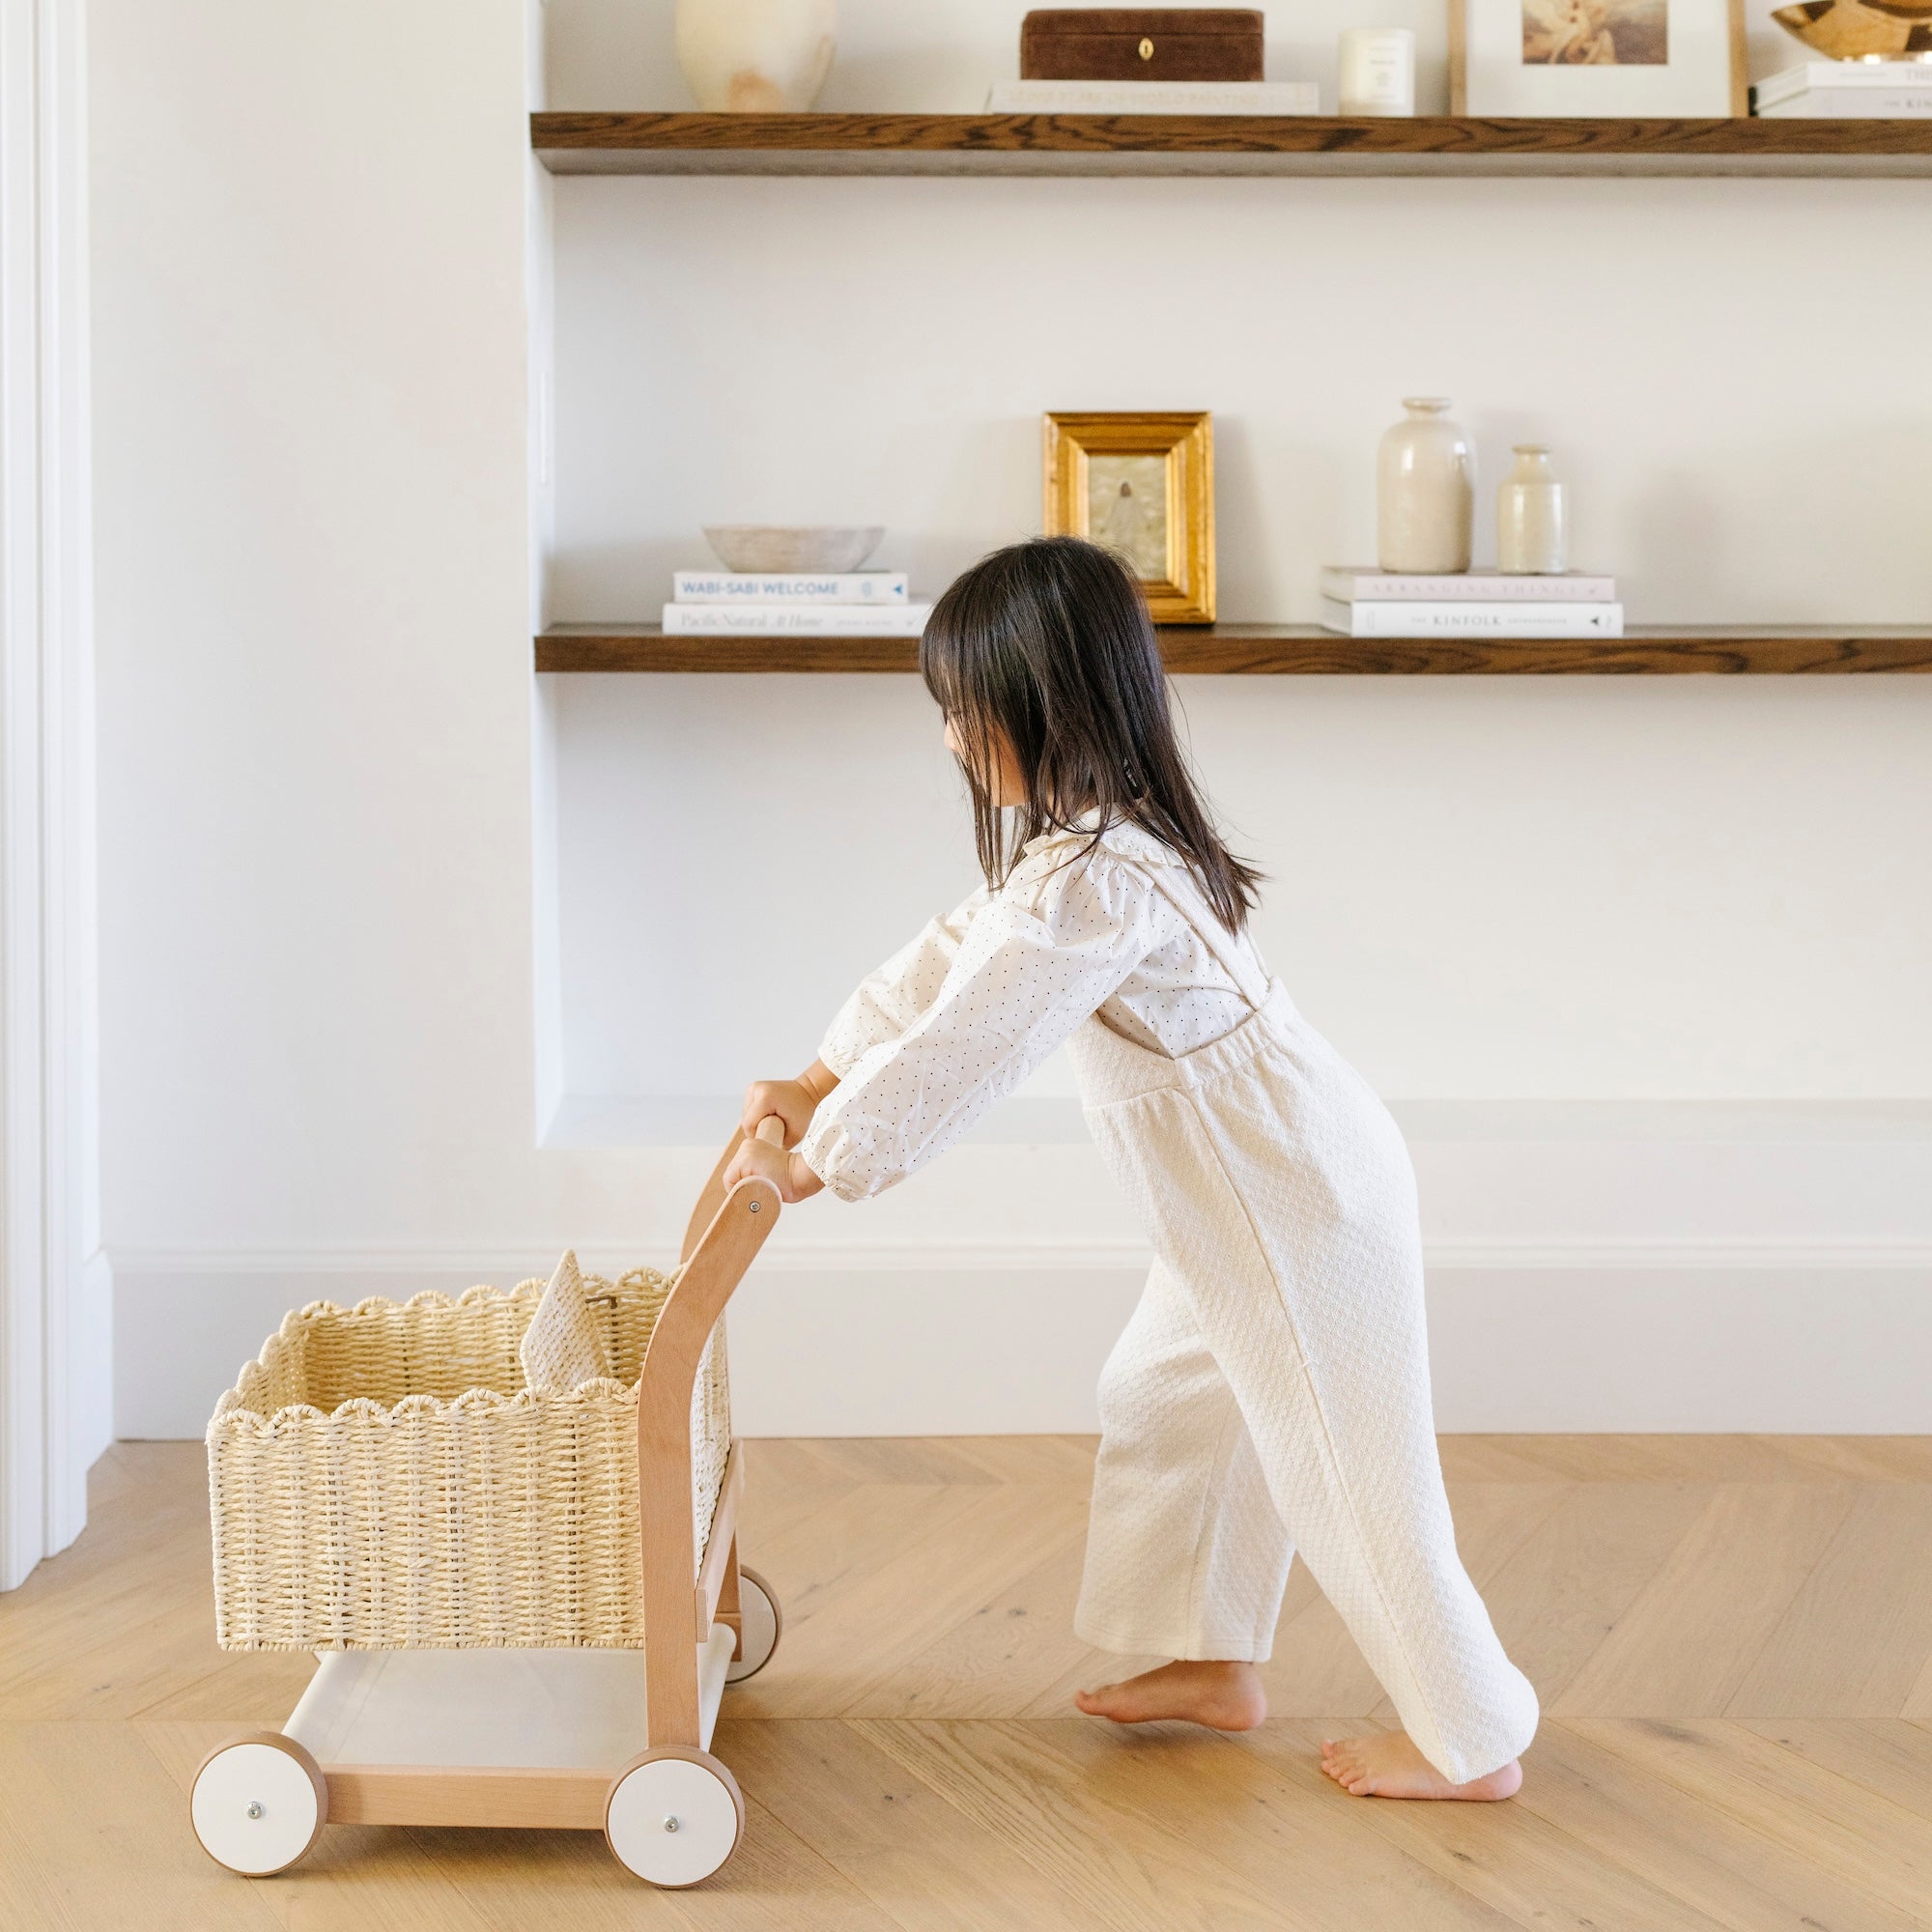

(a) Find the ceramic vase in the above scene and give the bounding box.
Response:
[676,0,836,113]
[1495,444,1568,575]
[1378,397,1474,574]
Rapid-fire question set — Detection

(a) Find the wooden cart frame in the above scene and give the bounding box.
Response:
[190,1123,788,1888]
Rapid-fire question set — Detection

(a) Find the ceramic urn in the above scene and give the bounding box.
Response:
[676,0,837,112]
[1377,398,1475,575]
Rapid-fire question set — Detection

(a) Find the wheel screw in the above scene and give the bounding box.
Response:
[663,1814,680,1833]
[246,1802,264,1820]
[749,1201,761,1213]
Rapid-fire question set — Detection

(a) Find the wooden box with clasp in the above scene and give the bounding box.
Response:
[1018,10,1265,83]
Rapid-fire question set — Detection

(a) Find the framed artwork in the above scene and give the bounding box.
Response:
[1042,412,1215,625]
[1451,0,1747,115]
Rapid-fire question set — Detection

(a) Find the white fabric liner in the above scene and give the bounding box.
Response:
[284,1622,738,1767]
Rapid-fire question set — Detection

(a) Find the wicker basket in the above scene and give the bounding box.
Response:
[207,1263,730,1652]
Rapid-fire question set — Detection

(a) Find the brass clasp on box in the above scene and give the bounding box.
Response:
[1139,36,1154,58]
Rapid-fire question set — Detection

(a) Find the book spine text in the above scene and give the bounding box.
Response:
[672,571,909,605]
[662,603,930,636]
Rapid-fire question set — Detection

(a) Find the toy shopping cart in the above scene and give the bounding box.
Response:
[190,1120,789,1889]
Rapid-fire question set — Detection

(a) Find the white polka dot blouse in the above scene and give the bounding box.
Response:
[798,815,1271,1202]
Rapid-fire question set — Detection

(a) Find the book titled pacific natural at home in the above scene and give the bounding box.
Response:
[1321,567,1618,604]
[662,602,932,636]
[1320,597,1626,639]
[671,571,910,605]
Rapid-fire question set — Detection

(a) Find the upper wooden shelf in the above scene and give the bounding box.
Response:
[531,110,1932,179]
[536,624,1932,675]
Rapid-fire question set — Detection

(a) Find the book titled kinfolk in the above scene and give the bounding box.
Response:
[1754,61,1932,118]
[671,570,910,605]
[1321,597,1625,639]
[662,602,932,636]
[986,79,1321,115]
[1321,566,1618,604]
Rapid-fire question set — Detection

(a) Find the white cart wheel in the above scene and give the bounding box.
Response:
[190,1732,327,1876]
[725,1566,782,1685]
[605,1747,744,1887]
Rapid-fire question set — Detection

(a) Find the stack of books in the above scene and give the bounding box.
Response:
[1319,567,1625,639]
[986,79,1320,114]
[1753,61,1932,119]
[662,570,931,636]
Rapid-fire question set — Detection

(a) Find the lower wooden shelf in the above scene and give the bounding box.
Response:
[531,111,1932,180]
[535,623,1932,675]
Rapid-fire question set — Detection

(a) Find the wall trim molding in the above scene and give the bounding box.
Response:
[105,1235,1932,1278]
[0,0,101,1590]
[113,1244,1932,1438]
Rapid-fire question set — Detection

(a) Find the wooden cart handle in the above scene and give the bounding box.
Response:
[638,1114,786,1747]
[680,1113,789,1263]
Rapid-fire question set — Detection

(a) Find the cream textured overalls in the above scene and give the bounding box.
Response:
[799,818,1539,1783]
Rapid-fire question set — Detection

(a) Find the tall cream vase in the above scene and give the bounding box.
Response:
[676,0,836,112]
[1377,397,1474,574]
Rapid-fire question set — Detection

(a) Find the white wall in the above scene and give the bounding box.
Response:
[94,0,1932,1443]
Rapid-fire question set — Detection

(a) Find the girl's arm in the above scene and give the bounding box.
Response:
[723,883,988,1202]
[817,884,990,1079]
[794,861,1146,1204]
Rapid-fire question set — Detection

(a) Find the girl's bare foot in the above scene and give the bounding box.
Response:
[1074,1660,1268,1731]
[1320,1729,1521,1800]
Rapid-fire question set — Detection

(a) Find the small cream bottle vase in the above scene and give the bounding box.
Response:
[1378,398,1474,574]
[1496,444,1568,575]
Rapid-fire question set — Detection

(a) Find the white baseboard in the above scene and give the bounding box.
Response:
[112,1240,1931,1440]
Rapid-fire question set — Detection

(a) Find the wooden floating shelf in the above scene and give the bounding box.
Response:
[532,111,1932,179]
[536,624,1932,676]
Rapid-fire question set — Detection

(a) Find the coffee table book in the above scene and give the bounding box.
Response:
[1321,567,1617,603]
[1321,597,1626,638]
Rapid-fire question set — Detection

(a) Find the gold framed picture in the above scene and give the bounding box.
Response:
[1042,412,1215,625]
[1450,0,1747,114]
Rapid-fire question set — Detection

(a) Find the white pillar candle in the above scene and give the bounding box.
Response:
[1338,28,1415,117]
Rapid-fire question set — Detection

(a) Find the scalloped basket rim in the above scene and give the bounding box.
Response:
[207,1264,682,1437]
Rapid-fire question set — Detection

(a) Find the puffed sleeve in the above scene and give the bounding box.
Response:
[798,854,1152,1202]
[817,882,990,1079]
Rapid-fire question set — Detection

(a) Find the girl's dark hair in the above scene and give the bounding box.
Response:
[920,535,1262,932]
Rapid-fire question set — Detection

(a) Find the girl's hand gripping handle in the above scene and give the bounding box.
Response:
[739,1061,838,1150]
[724,1108,825,1204]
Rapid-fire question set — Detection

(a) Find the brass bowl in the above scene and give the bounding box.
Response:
[1774,0,1932,60]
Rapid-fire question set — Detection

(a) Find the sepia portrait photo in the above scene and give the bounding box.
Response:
[1522,0,1668,63]
[1454,0,1743,111]
[1041,412,1215,625]
[1087,454,1171,582]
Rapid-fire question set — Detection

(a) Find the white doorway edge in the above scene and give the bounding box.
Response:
[1,0,104,1589]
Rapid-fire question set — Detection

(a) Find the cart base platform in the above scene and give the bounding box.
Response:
[272,1625,735,1829]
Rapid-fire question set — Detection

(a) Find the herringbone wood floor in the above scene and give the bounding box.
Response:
[5,1434,1932,1929]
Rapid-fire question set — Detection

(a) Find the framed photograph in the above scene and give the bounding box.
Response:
[1451,0,1747,116]
[1042,412,1215,625]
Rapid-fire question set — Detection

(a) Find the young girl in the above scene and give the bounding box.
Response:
[724,536,1538,1800]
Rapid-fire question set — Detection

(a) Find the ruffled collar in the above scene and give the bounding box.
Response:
[1018,811,1182,867]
